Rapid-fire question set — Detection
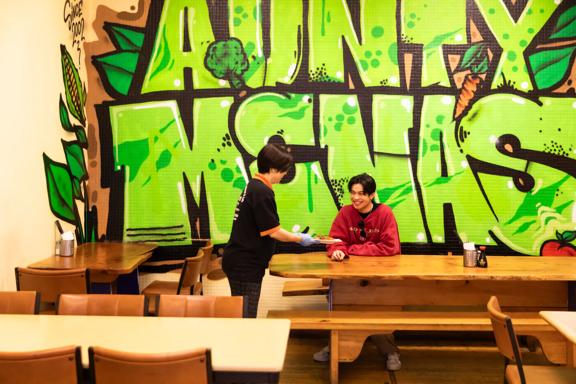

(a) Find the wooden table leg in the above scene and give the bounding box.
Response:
[330,330,339,384]
[567,340,576,368]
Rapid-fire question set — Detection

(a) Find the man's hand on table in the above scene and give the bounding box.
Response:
[331,250,347,261]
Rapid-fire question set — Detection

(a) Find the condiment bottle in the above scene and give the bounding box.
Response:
[476,246,488,268]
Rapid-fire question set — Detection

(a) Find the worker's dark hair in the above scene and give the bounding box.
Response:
[257,143,293,173]
[348,173,376,195]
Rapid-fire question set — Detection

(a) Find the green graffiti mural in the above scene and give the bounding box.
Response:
[44,45,97,243]
[80,0,576,256]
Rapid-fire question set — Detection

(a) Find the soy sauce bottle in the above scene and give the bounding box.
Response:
[476,246,488,268]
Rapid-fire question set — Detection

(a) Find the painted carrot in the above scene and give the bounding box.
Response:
[454,42,489,120]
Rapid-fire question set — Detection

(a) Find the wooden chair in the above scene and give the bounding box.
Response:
[142,250,205,314]
[15,267,90,313]
[0,345,82,384]
[487,296,576,383]
[199,241,214,280]
[157,295,244,318]
[57,294,147,316]
[0,291,40,314]
[88,346,212,384]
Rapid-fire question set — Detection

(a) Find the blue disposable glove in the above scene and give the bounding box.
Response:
[298,233,319,246]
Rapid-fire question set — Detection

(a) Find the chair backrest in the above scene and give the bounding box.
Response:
[200,241,214,276]
[157,295,244,318]
[89,346,212,384]
[0,345,82,384]
[57,294,147,316]
[15,267,90,304]
[177,250,205,294]
[487,296,526,383]
[0,291,40,314]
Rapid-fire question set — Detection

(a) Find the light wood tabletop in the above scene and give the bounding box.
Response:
[0,314,290,382]
[28,242,157,279]
[540,311,576,367]
[269,252,576,281]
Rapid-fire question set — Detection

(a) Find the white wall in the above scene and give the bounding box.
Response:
[0,1,78,290]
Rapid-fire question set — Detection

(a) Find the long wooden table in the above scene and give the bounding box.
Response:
[0,314,290,384]
[269,252,576,370]
[28,242,157,293]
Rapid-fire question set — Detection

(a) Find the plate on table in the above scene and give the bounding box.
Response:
[315,237,342,245]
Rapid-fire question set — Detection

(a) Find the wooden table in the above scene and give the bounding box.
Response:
[0,314,290,383]
[269,253,576,370]
[28,242,157,293]
[540,311,576,367]
[269,253,576,310]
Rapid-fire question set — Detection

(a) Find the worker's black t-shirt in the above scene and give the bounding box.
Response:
[223,176,280,282]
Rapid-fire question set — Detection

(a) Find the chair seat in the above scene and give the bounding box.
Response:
[506,364,576,384]
[142,281,179,295]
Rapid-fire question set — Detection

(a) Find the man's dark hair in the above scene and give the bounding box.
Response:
[257,143,293,173]
[348,173,376,195]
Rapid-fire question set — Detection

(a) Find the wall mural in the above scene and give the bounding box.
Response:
[48,0,576,256]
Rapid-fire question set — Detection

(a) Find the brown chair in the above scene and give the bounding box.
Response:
[157,295,244,318]
[142,250,205,314]
[0,345,82,384]
[88,346,212,384]
[57,294,147,316]
[15,267,90,313]
[0,291,40,314]
[487,296,576,383]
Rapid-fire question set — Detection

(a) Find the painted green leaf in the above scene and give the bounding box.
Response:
[94,51,139,96]
[106,23,145,51]
[529,46,576,89]
[550,6,576,39]
[472,57,489,74]
[43,153,75,223]
[561,230,576,242]
[59,95,74,132]
[75,126,88,148]
[62,140,87,200]
[60,45,86,125]
[62,140,88,180]
[457,43,488,73]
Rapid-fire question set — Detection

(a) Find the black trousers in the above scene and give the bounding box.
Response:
[228,279,262,318]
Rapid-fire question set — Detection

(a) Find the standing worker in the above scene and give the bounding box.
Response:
[223,143,319,318]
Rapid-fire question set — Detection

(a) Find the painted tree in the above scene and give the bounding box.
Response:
[204,38,249,89]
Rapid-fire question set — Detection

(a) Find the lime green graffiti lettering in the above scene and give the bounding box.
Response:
[373,95,425,241]
[265,0,303,85]
[142,0,220,92]
[189,97,242,241]
[229,0,265,87]
[419,95,495,244]
[475,0,559,90]
[401,1,466,87]
[459,94,576,253]
[309,0,400,86]
[110,101,193,242]
[234,93,313,153]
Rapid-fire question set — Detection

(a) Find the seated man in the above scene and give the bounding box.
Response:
[313,173,402,371]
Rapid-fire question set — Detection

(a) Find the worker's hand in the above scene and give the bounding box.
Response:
[331,250,347,261]
[298,233,320,246]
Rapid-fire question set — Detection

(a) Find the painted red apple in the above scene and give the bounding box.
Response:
[540,230,576,256]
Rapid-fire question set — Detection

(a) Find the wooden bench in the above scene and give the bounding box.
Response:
[268,310,566,384]
[282,279,329,296]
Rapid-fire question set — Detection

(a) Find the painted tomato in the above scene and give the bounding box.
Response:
[540,231,576,256]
